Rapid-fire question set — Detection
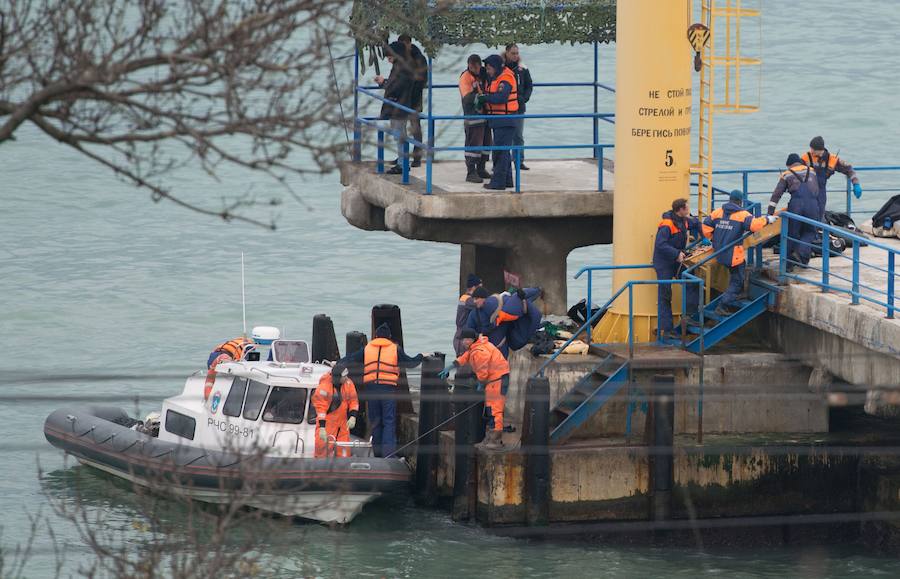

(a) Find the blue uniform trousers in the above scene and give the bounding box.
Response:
[655,265,699,332]
[489,125,515,189]
[721,263,746,308]
[365,382,397,457]
[788,193,819,265]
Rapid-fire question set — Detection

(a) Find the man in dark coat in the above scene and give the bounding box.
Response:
[374,41,415,175]
[504,43,533,170]
[400,34,427,167]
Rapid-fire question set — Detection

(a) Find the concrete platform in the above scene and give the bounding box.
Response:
[340,158,615,312]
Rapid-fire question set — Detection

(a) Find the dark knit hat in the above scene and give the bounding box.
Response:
[809,136,825,150]
[472,287,490,299]
[786,153,802,167]
[483,54,504,73]
[375,323,392,338]
[729,189,744,204]
[465,274,482,289]
[459,328,477,340]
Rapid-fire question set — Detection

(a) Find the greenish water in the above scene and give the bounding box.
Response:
[5,1,900,575]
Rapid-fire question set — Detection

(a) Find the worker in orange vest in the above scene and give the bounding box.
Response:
[337,323,423,457]
[440,328,510,449]
[802,136,862,220]
[311,369,359,458]
[479,54,518,191]
[204,337,254,401]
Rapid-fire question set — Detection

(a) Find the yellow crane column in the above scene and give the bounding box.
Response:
[593,0,694,344]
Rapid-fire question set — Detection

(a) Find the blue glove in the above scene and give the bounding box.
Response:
[475,382,485,392]
[853,183,862,199]
[438,363,455,380]
[700,237,712,246]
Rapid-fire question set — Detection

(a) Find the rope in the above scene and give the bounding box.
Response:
[326,36,352,158]
[385,399,482,459]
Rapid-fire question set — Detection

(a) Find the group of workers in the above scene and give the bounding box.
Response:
[375,35,534,192]
[653,136,862,334]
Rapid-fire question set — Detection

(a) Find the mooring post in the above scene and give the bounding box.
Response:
[345,331,368,438]
[415,354,445,506]
[311,314,341,363]
[452,366,481,521]
[523,375,550,526]
[651,374,675,526]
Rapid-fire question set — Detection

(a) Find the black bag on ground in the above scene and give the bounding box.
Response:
[872,194,900,229]
[567,299,602,326]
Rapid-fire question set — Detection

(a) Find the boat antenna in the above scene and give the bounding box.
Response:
[241,252,247,339]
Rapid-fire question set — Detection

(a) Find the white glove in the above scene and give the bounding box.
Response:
[318,428,328,442]
[767,215,778,224]
[347,416,357,430]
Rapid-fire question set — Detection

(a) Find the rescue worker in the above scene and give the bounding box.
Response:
[399,34,427,168]
[703,191,777,315]
[503,43,533,171]
[478,54,518,191]
[454,274,482,355]
[439,328,510,449]
[311,368,359,458]
[337,323,423,457]
[458,55,493,183]
[374,41,415,175]
[465,286,510,357]
[768,154,821,270]
[653,198,701,338]
[204,337,254,401]
[801,136,862,220]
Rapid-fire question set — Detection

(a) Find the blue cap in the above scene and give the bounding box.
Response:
[729,190,744,204]
[466,274,482,289]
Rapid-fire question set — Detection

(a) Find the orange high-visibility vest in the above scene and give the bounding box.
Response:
[214,337,251,360]
[363,338,400,386]
[485,68,519,115]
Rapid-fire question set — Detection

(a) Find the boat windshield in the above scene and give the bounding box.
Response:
[262,387,308,424]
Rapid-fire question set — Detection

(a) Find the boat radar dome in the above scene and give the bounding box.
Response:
[251,326,281,345]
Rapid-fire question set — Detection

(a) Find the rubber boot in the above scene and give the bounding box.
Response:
[465,159,482,183]
[477,157,492,179]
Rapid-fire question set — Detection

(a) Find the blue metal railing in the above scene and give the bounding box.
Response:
[353,44,616,194]
[778,211,899,318]
[706,166,900,218]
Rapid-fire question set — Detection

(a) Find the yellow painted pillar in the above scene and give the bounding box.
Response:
[593,0,693,344]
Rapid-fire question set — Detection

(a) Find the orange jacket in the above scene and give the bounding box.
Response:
[214,337,252,360]
[485,67,519,115]
[363,338,400,386]
[456,336,510,386]
[312,373,359,423]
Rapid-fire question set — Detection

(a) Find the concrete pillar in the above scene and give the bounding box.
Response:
[523,375,550,526]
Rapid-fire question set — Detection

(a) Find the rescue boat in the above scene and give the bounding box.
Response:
[43,334,411,524]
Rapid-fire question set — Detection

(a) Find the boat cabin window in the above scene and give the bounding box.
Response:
[262,387,308,424]
[271,340,310,363]
[242,380,270,421]
[222,377,248,418]
[165,410,196,440]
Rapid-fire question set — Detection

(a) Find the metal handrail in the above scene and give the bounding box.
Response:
[778,211,899,318]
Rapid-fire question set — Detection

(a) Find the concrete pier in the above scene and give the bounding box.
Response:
[340,159,614,313]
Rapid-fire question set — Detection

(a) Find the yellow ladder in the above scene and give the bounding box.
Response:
[691,0,762,219]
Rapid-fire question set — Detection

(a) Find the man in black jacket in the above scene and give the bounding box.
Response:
[504,44,534,170]
[400,34,427,167]
[374,41,415,175]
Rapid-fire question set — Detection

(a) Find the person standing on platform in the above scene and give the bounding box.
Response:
[459,55,493,183]
[802,136,862,220]
[439,328,510,449]
[479,54,518,191]
[454,274,482,355]
[768,154,820,271]
[703,191,776,315]
[374,41,414,175]
[503,43,533,171]
[399,34,427,168]
[337,323,423,457]
[311,368,359,458]
[653,198,701,338]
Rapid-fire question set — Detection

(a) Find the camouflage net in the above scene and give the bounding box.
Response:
[351,0,616,72]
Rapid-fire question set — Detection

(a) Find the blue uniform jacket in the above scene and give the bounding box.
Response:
[652,211,699,273]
